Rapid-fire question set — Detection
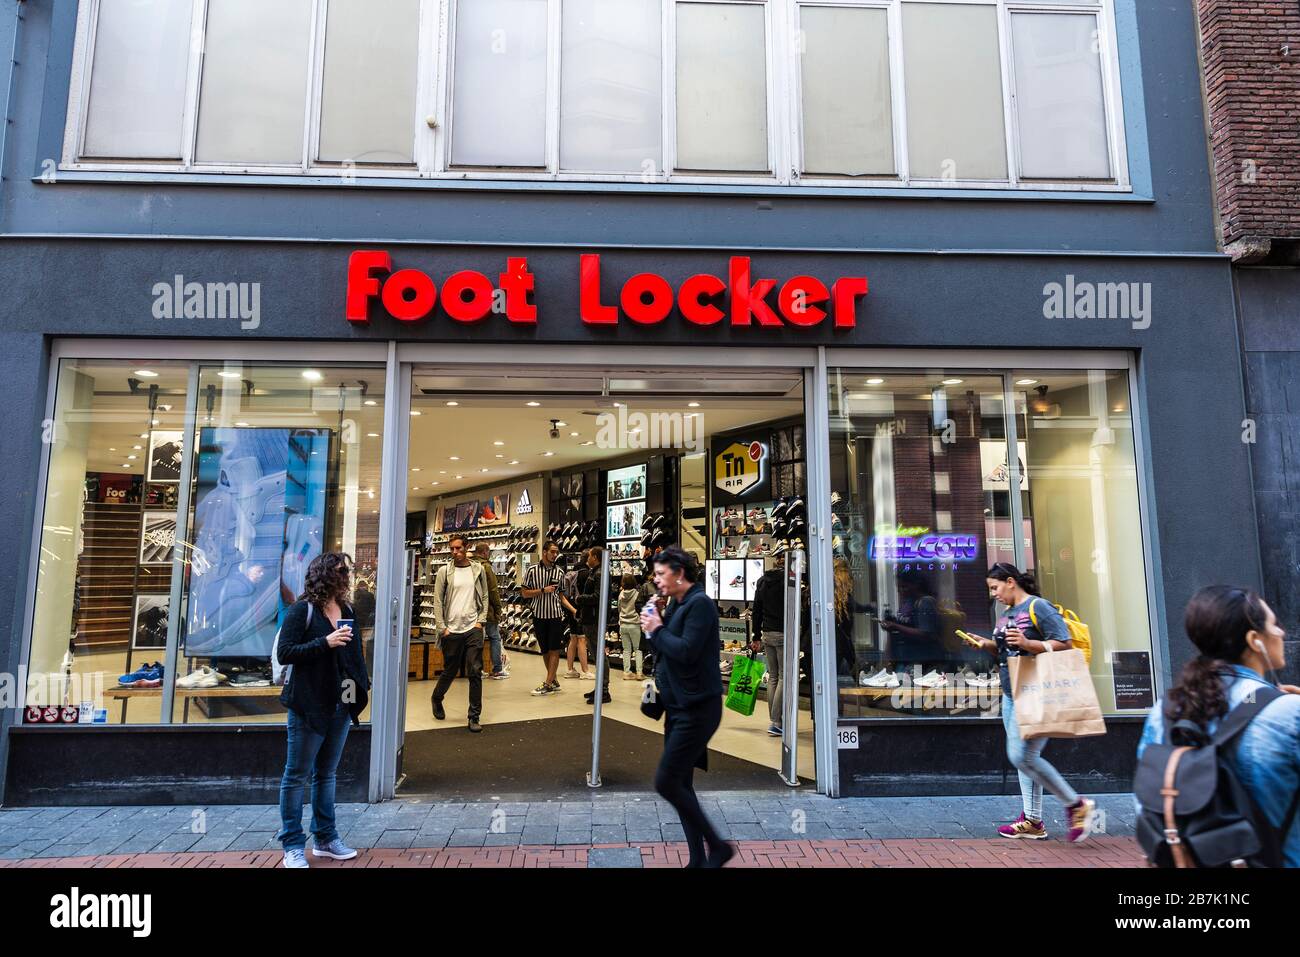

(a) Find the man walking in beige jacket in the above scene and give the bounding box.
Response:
[430,535,489,732]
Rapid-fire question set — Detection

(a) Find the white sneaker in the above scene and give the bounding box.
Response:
[964,673,999,688]
[562,670,581,679]
[915,670,948,688]
[859,668,886,686]
[863,670,901,688]
[177,666,226,689]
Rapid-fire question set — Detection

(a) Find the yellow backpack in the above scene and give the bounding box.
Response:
[1029,598,1093,665]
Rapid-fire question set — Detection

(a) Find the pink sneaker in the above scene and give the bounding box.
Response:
[997,813,1047,839]
[1067,797,1097,843]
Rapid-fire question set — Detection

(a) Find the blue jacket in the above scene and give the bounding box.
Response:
[646,582,723,708]
[1137,665,1300,867]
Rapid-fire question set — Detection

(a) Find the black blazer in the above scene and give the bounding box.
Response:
[277,599,370,734]
[646,582,723,708]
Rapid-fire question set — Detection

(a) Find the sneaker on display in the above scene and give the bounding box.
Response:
[915,670,948,688]
[176,666,226,689]
[863,670,901,689]
[858,668,886,686]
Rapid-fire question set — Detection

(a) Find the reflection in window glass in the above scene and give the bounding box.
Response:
[171,364,384,724]
[830,368,1150,719]
[1014,370,1148,713]
[28,360,192,724]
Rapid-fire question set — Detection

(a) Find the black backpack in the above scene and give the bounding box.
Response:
[1135,685,1299,868]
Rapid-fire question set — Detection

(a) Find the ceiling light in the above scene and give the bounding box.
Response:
[526,401,540,407]
[133,445,143,450]
[217,370,241,379]
[364,399,377,407]
[493,441,505,446]
[1016,379,1039,386]
[121,463,130,468]
[367,432,379,438]
[449,456,459,461]
[133,370,158,378]
[410,410,422,417]
[140,433,149,439]
[688,402,701,408]
[570,432,579,437]
[542,451,555,457]
[412,487,420,491]
[509,460,520,465]
[941,378,964,386]
[302,370,323,382]
[127,455,137,460]
[108,447,117,452]
[554,421,567,427]
[446,401,459,407]
[432,482,440,486]
[480,468,489,473]
[613,402,624,408]
[455,475,463,480]
[411,468,421,472]
[235,422,249,427]
[495,454,504,459]
[866,378,885,386]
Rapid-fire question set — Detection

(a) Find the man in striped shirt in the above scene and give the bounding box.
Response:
[522,540,577,696]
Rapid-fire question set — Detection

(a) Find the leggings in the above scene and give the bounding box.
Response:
[1001,693,1079,820]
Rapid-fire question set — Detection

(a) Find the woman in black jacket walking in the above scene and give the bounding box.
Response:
[640,546,735,868]
[275,552,371,869]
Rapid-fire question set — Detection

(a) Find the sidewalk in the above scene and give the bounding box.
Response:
[0,792,1144,868]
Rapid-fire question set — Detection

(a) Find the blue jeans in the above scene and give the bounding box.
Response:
[278,704,352,849]
[1001,694,1079,821]
[484,622,503,674]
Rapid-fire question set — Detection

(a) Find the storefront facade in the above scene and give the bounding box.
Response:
[0,0,1259,803]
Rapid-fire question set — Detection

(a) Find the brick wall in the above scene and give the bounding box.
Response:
[1197,0,1300,254]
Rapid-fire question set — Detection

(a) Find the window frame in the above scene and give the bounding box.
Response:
[61,0,1131,193]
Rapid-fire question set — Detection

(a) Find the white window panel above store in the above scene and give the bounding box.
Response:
[63,0,1130,192]
[194,0,314,166]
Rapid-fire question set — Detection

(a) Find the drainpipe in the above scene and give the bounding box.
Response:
[0,0,26,202]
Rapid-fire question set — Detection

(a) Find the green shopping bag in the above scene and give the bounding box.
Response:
[725,652,766,717]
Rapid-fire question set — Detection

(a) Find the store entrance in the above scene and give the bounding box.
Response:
[394,365,817,797]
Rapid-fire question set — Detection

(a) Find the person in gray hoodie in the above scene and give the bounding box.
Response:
[430,535,489,732]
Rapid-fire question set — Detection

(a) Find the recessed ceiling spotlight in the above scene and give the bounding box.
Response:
[1017,379,1039,386]
[449,456,460,461]
[688,402,700,408]
[367,432,379,438]
[133,445,143,450]
[495,454,505,459]
[570,432,579,437]
[302,370,323,382]
[554,421,567,428]
[411,468,421,472]
[509,460,520,465]
[480,468,489,473]
[526,401,540,407]
[493,440,505,446]
[108,447,117,452]
[446,401,459,407]
[542,451,555,457]
[364,399,377,407]
[942,378,964,386]
[410,410,422,416]
[217,370,241,379]
[133,370,158,378]
[455,475,463,480]
[866,378,885,386]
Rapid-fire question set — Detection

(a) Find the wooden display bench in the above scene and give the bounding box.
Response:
[108,685,281,723]
[408,638,493,681]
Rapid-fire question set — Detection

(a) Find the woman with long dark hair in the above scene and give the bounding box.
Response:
[1137,586,1300,865]
[964,563,1097,842]
[640,545,735,867]
[275,552,370,869]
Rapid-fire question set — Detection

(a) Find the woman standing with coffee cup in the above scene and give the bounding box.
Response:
[275,552,370,869]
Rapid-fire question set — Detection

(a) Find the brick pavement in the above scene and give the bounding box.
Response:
[0,791,1141,868]
[0,836,1143,868]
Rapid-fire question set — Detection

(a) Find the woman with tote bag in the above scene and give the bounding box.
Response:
[963,563,1098,843]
